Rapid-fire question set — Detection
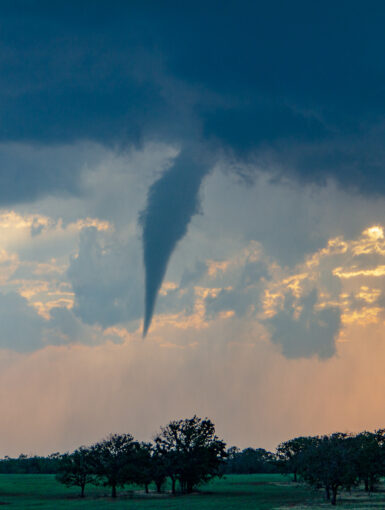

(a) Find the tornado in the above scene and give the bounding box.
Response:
[140,149,209,336]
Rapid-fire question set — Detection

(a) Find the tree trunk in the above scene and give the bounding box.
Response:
[293,470,297,482]
[145,483,149,494]
[156,481,162,493]
[80,483,85,498]
[111,484,117,498]
[365,478,369,492]
[325,486,330,500]
[171,477,176,495]
[331,486,338,506]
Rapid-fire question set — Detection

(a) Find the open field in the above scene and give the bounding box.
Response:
[0,473,384,509]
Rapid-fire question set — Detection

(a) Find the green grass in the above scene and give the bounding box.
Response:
[0,473,383,509]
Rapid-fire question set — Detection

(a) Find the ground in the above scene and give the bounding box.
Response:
[0,473,383,508]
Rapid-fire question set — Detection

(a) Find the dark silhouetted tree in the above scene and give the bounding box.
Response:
[133,442,153,493]
[56,447,97,497]
[353,431,385,492]
[276,436,317,482]
[298,433,358,505]
[150,443,168,493]
[154,415,226,494]
[91,433,138,498]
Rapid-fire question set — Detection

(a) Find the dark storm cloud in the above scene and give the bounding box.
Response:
[2,1,385,186]
[0,143,102,204]
[2,1,385,334]
[3,1,384,200]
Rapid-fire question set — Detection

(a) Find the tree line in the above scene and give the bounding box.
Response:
[1,420,385,504]
[276,429,385,505]
[48,416,226,498]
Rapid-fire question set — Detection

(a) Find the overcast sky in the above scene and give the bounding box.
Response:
[1,1,385,455]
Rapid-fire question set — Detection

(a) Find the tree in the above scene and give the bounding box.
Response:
[152,438,179,494]
[154,415,227,494]
[56,447,97,497]
[132,442,153,493]
[298,433,358,506]
[90,433,138,498]
[149,443,168,493]
[276,436,317,482]
[353,431,385,492]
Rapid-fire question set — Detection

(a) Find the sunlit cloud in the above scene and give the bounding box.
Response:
[260,225,385,333]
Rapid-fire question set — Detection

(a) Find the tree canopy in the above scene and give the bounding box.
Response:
[56,447,97,497]
[90,433,138,498]
[154,415,227,493]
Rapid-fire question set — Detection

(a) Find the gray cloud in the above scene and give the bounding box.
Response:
[266,289,341,359]
[67,225,202,328]
[156,287,197,317]
[179,260,207,288]
[198,167,385,267]
[205,288,250,318]
[67,227,143,329]
[205,260,269,319]
[0,142,106,206]
[0,292,45,352]
[0,293,131,353]
[48,307,89,345]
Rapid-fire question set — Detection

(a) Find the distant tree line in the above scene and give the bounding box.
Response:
[0,453,62,474]
[222,447,277,474]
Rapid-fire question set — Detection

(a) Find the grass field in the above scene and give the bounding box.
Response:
[0,473,384,509]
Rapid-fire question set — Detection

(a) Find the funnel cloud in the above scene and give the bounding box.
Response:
[140,149,209,336]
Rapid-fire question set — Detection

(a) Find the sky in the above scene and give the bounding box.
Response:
[1,1,385,455]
